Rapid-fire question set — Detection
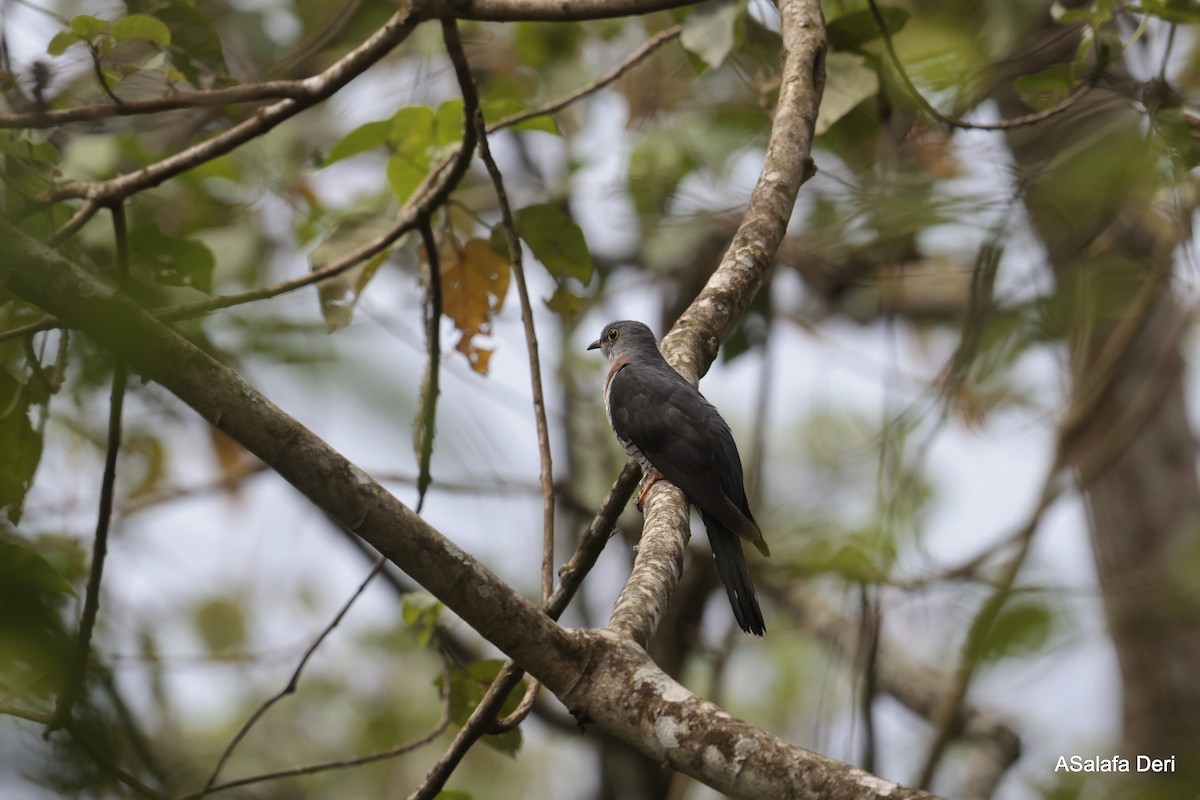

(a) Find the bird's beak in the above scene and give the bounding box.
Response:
[587,339,601,351]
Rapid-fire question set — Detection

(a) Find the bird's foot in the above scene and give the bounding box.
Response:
[635,473,663,512]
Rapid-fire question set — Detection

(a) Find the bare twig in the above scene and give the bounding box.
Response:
[44,7,421,208]
[0,315,60,344]
[87,43,124,108]
[488,25,682,133]
[47,203,130,734]
[465,28,553,729]
[198,557,386,795]
[148,22,685,325]
[0,81,316,130]
[465,32,555,608]
[866,0,1090,131]
[407,659,524,800]
[451,0,697,22]
[783,586,1021,797]
[916,481,1052,789]
[182,648,453,800]
[46,199,99,245]
[611,0,826,646]
[414,217,444,514]
[916,289,1187,787]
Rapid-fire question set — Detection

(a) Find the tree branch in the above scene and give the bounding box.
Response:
[445,0,701,22]
[1,216,942,800]
[562,630,942,799]
[48,203,130,734]
[0,220,581,691]
[198,558,386,795]
[44,6,422,209]
[608,0,826,646]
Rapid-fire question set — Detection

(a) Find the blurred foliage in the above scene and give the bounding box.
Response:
[1,0,1199,797]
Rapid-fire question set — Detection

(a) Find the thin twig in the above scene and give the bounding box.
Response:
[406,20,551,793]
[464,28,554,728]
[145,22,685,325]
[198,557,386,795]
[87,44,125,107]
[46,199,100,245]
[182,648,453,800]
[414,217,443,514]
[487,24,682,134]
[466,27,556,608]
[867,0,1090,131]
[0,315,60,344]
[47,203,130,734]
[44,6,422,206]
[407,660,525,800]
[0,80,314,130]
[916,482,1053,788]
[857,585,880,773]
[916,290,1187,786]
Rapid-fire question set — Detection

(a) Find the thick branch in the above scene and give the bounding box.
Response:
[607,0,826,645]
[0,217,942,800]
[0,221,579,693]
[563,630,942,800]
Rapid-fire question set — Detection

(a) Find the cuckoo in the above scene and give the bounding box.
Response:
[588,320,770,635]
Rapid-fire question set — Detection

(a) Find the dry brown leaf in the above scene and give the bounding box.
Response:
[421,233,510,374]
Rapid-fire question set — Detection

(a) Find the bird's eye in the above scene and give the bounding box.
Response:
[607,328,619,341]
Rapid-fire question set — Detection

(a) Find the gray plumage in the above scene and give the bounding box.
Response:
[588,320,769,635]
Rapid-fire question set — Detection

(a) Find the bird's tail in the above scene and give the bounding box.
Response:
[702,511,766,636]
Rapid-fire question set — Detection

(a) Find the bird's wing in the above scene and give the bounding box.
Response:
[609,364,762,547]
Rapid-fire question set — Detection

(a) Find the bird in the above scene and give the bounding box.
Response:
[588,320,770,635]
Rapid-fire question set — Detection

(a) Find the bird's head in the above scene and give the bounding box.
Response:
[587,320,658,361]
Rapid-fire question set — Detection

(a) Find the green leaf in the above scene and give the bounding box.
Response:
[436,659,525,755]
[543,285,584,318]
[435,100,466,147]
[816,52,879,135]
[193,597,246,656]
[1138,0,1200,23]
[0,131,60,165]
[324,120,392,166]
[972,599,1054,663]
[129,225,216,293]
[0,536,73,697]
[680,0,746,70]
[1012,66,1073,112]
[153,2,228,86]
[387,153,430,204]
[402,591,443,648]
[47,30,82,57]
[628,134,696,218]
[825,5,909,51]
[0,373,44,525]
[390,105,437,148]
[513,204,593,284]
[386,106,437,202]
[311,213,399,332]
[0,541,74,597]
[70,14,109,40]
[434,792,473,800]
[111,14,171,45]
